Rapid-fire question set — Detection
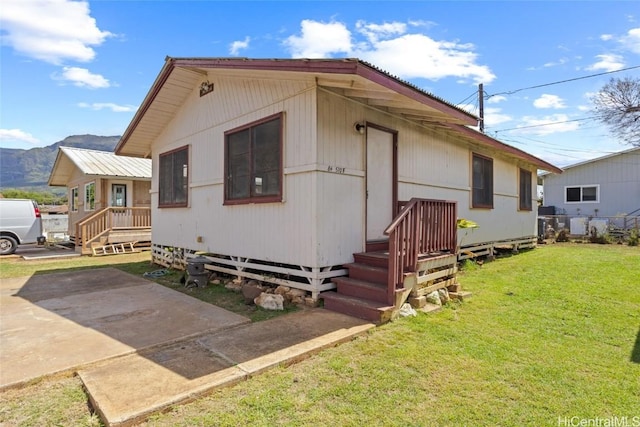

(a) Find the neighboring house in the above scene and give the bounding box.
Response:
[541,147,640,218]
[115,57,560,320]
[48,146,153,254]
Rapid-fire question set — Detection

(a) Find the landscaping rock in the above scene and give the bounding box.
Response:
[211,279,221,285]
[225,280,243,292]
[274,285,291,295]
[254,293,284,310]
[438,288,450,304]
[398,303,417,317]
[242,281,265,304]
[286,289,307,304]
[425,290,442,306]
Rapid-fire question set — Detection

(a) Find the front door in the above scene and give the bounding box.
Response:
[366,126,395,242]
[112,184,127,207]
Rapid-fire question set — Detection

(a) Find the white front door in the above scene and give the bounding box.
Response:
[366,127,394,241]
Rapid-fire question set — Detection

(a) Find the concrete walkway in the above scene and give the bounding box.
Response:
[0,268,374,426]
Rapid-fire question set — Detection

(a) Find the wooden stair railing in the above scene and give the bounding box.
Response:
[383,198,457,305]
[76,207,151,251]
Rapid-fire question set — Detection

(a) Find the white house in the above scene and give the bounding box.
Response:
[115,57,561,321]
[541,146,640,218]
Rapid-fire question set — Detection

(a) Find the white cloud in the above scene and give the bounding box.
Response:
[483,107,512,127]
[619,27,640,54]
[230,37,250,55]
[356,20,407,43]
[0,0,112,64]
[487,95,506,104]
[0,128,40,144]
[55,67,110,88]
[283,19,495,84]
[600,34,613,41]
[77,102,136,112]
[586,54,625,72]
[543,57,568,68]
[283,20,352,57]
[533,94,566,109]
[516,114,580,136]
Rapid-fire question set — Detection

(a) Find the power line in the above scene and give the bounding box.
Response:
[486,65,640,99]
[491,116,597,133]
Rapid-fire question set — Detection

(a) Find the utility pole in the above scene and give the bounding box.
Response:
[478,83,485,133]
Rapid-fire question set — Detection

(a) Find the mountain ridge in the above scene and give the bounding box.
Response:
[0,135,121,193]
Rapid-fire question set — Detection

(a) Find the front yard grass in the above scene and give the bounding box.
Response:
[1,244,638,426]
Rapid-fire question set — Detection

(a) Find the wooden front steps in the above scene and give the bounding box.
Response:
[321,251,396,323]
[322,250,461,323]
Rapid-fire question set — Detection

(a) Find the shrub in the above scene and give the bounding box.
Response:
[628,228,639,246]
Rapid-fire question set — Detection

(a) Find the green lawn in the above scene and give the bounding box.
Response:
[1,244,638,426]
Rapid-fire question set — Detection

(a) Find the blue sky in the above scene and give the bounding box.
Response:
[1,1,639,167]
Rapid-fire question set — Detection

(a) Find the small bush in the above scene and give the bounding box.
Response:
[628,228,639,246]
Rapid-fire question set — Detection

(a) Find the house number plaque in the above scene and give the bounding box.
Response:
[327,166,345,174]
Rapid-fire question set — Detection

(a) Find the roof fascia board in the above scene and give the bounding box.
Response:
[115,57,177,156]
[447,124,563,174]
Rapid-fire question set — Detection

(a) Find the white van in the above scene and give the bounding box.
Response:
[0,199,46,255]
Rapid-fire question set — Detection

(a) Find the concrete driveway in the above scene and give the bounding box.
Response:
[0,267,374,426]
[0,267,250,389]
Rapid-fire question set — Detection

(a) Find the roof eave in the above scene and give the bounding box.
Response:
[115,57,479,156]
[447,124,563,174]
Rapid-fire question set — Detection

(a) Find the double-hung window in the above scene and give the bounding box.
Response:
[565,185,599,203]
[225,113,283,204]
[472,153,493,208]
[519,168,533,211]
[159,146,189,207]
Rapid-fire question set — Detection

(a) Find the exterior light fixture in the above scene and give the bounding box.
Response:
[200,80,214,97]
[354,122,365,134]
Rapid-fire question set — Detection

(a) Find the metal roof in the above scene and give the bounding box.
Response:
[48,146,152,187]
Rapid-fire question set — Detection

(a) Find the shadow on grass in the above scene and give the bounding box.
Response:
[632,327,640,364]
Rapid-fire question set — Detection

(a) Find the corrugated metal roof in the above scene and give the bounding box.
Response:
[59,146,151,178]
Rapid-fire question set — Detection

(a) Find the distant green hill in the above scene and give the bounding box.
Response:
[0,135,120,194]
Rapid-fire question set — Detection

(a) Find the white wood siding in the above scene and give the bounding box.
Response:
[151,79,542,270]
[543,150,640,217]
[150,76,320,266]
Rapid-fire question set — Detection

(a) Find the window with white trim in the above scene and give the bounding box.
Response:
[565,185,599,203]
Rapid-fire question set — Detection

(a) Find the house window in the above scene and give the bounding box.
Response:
[519,169,533,211]
[224,113,283,204]
[472,153,493,208]
[70,187,79,212]
[159,146,189,207]
[565,185,599,203]
[84,182,95,211]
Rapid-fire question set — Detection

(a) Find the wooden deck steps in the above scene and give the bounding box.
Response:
[322,250,396,323]
[322,248,462,323]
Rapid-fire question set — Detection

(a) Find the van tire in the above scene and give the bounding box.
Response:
[0,236,18,255]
